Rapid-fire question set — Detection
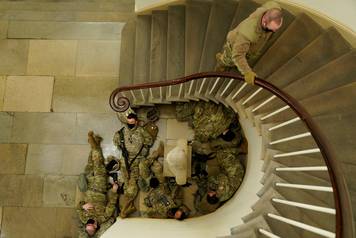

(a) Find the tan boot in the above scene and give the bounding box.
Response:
[156,141,164,157]
[87,131,98,149]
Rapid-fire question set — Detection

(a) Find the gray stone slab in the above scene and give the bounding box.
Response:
[26,144,89,176]
[1,207,56,238]
[8,21,124,40]
[55,208,78,238]
[43,175,77,207]
[52,76,119,113]
[76,40,120,77]
[74,112,121,144]
[0,40,29,75]
[0,144,27,174]
[0,175,43,206]
[0,1,134,12]
[0,10,134,22]
[11,112,77,144]
[0,112,14,143]
[0,21,8,39]
[27,40,77,76]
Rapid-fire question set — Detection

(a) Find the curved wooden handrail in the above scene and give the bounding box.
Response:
[109,71,353,238]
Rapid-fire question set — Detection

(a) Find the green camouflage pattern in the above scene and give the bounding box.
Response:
[113,124,153,159]
[76,148,118,226]
[175,102,197,126]
[142,186,178,218]
[208,149,245,202]
[193,102,236,142]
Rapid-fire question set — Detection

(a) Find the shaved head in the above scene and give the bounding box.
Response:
[262,8,283,32]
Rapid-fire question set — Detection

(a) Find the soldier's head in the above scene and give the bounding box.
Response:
[206,191,219,205]
[127,113,138,129]
[168,207,188,220]
[261,8,283,32]
[85,219,98,236]
[220,129,236,142]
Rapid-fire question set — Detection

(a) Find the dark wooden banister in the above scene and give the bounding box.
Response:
[109,71,353,238]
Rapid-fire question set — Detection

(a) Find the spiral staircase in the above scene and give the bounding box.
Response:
[107,0,356,237]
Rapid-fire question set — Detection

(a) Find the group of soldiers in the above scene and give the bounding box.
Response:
[75,1,283,237]
[176,101,246,215]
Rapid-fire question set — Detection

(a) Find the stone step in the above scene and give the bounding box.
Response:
[133,15,151,105]
[167,5,186,99]
[149,10,168,103]
[226,13,323,104]
[245,27,352,111]
[231,215,272,235]
[196,0,238,98]
[250,49,356,115]
[183,0,211,98]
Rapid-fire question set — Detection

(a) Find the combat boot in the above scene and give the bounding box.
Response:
[88,131,99,149]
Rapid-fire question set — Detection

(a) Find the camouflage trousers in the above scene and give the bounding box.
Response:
[139,150,164,184]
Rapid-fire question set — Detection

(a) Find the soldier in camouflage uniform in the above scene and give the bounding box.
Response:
[142,178,190,219]
[77,131,119,237]
[207,148,245,203]
[216,1,283,84]
[193,101,236,142]
[113,113,154,218]
[139,141,165,192]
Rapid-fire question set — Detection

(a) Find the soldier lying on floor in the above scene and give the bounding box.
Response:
[76,131,119,238]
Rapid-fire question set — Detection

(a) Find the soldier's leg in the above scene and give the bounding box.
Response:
[151,161,164,184]
[120,177,138,218]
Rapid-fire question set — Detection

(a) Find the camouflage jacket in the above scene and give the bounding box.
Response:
[143,186,178,218]
[194,177,220,215]
[113,124,154,160]
[208,149,245,202]
[193,102,236,142]
[77,189,118,225]
[225,1,281,74]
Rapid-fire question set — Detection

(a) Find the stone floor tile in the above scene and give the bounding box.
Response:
[55,208,78,238]
[0,76,6,110]
[0,175,22,206]
[52,76,119,113]
[1,207,56,238]
[0,175,43,206]
[8,21,124,40]
[0,144,27,174]
[11,112,77,144]
[166,119,194,140]
[76,40,120,77]
[0,40,29,75]
[21,175,44,207]
[26,144,89,176]
[43,175,77,207]
[0,21,8,39]
[75,112,121,144]
[0,113,13,143]
[3,76,54,112]
[27,40,77,76]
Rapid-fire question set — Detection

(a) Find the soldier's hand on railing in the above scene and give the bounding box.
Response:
[244,70,256,85]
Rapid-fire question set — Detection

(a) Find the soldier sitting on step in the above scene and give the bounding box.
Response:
[76,131,119,238]
[142,177,190,220]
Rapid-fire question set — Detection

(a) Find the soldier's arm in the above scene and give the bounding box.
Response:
[231,34,252,74]
[102,189,119,221]
[76,201,88,224]
[95,218,116,237]
[113,131,121,148]
[141,127,154,147]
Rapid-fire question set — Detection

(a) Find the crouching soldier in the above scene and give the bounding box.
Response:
[142,178,190,220]
[77,131,119,237]
[206,149,245,205]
